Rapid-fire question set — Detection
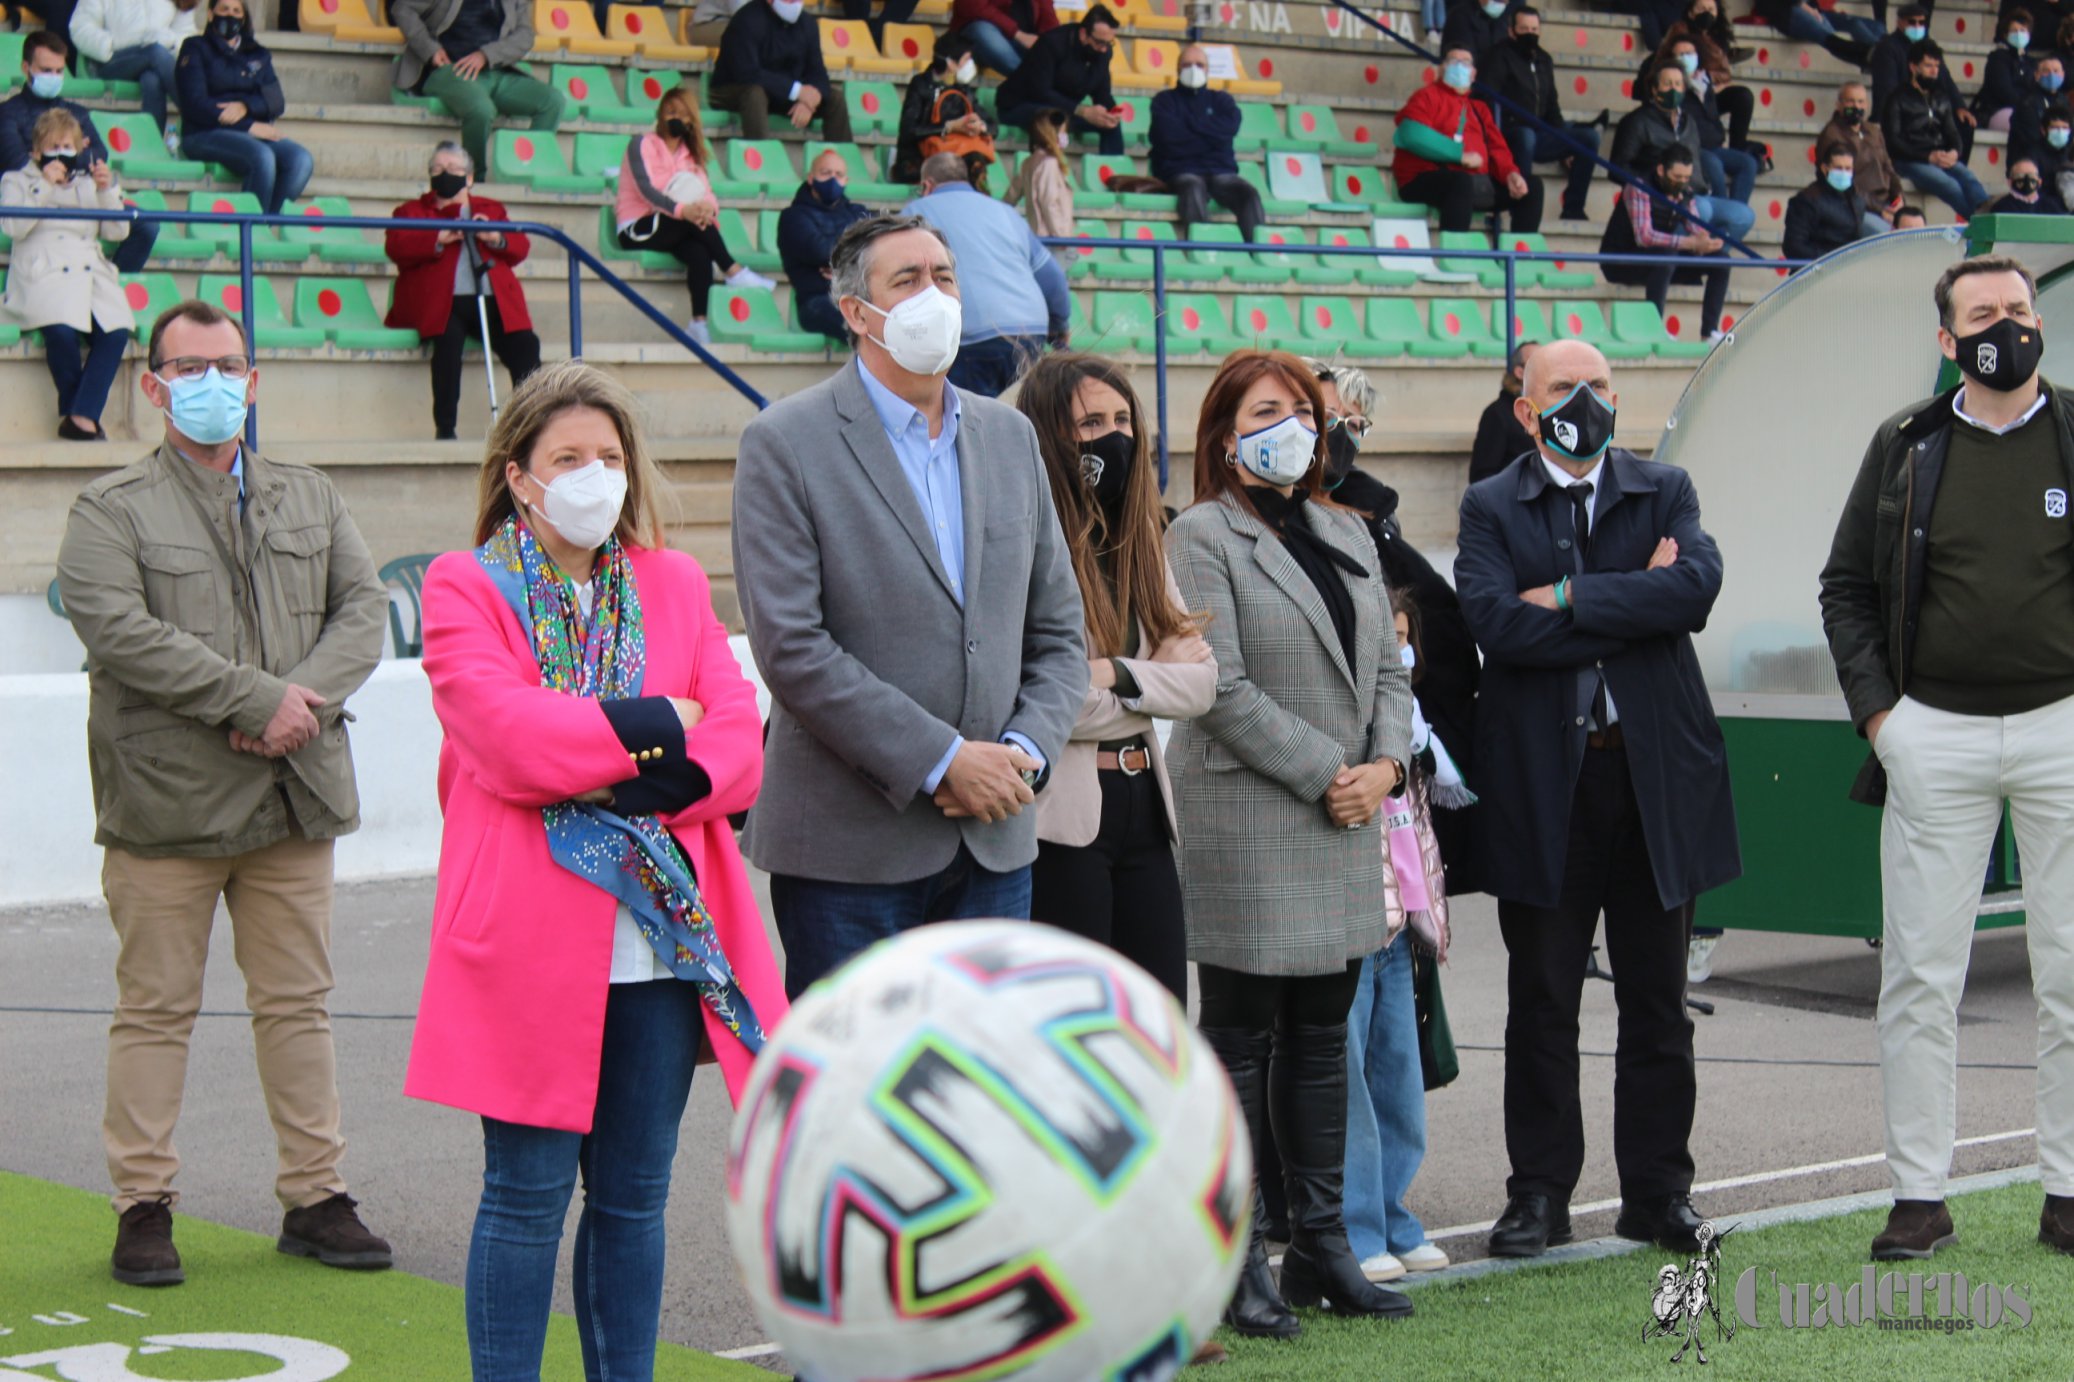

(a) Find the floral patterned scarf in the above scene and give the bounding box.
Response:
[476,516,766,1054]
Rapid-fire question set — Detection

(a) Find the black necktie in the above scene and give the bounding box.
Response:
[1564,481,1609,731]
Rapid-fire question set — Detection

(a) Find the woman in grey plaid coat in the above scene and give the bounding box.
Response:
[1165,351,1416,1340]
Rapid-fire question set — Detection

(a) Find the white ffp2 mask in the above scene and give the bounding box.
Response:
[528,459,628,550]
[855,284,963,376]
[1233,415,1317,486]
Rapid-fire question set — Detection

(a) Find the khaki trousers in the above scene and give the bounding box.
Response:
[102,835,348,1212]
[1875,693,2074,1200]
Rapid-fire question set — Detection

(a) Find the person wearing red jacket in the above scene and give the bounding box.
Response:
[385,139,542,440]
[1390,46,1543,234]
[952,0,1059,76]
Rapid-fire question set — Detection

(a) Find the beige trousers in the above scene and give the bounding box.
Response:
[102,835,348,1213]
[1875,692,2074,1200]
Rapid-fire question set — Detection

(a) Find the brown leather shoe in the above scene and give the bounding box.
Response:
[278,1193,393,1270]
[1188,1340,1229,1366]
[1871,1199,1956,1260]
[2042,1195,2074,1254]
[112,1198,184,1286]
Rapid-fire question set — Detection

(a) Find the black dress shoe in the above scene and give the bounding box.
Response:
[58,416,105,441]
[1616,1192,1705,1253]
[1489,1193,1571,1257]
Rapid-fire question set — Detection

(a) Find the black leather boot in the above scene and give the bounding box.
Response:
[1198,1026,1301,1340]
[1271,1021,1414,1319]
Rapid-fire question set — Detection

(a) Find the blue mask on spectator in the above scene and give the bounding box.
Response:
[2044,71,2066,92]
[1443,61,1473,90]
[1904,24,1926,41]
[811,176,844,202]
[2052,127,2072,148]
[28,72,62,99]
[1481,0,1507,15]
[159,368,250,446]
[1826,168,1855,191]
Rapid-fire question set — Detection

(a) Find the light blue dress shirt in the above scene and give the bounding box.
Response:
[855,362,1043,794]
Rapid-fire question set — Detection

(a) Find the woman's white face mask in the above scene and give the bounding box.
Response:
[525,459,628,550]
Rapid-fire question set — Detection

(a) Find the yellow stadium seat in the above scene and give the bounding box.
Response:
[315,0,401,43]
[819,19,919,73]
[607,4,710,59]
[1203,43,1282,96]
[533,0,639,55]
[879,22,939,71]
[1117,0,1187,33]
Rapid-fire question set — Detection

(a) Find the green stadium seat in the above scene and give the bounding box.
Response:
[1330,164,1421,216]
[185,192,306,262]
[1255,226,1353,287]
[1500,232,1597,289]
[846,80,900,135]
[1230,294,1303,345]
[718,207,781,273]
[281,197,387,264]
[1166,293,1248,355]
[711,284,831,353]
[786,292,847,348]
[121,189,209,260]
[988,149,1023,200]
[1234,161,1307,217]
[0,34,23,86]
[391,85,442,109]
[1185,223,1288,286]
[1263,149,1360,213]
[1434,231,1506,289]
[294,277,422,349]
[1066,291,1088,337]
[1371,217,1476,283]
[1063,218,1110,279]
[725,139,799,193]
[100,114,206,181]
[1297,295,1399,360]
[1365,298,1466,358]
[1428,297,1507,359]
[196,274,329,348]
[806,141,903,200]
[1090,290,1168,353]
[1312,225,1417,287]
[1612,299,1711,358]
[1108,95,1152,150]
[573,130,633,187]
[1233,103,1283,152]
[1554,299,1652,359]
[1174,223,1238,285]
[1077,153,1136,212]
[1508,300,1552,349]
[1090,220,1176,282]
[598,203,679,270]
[624,67,688,108]
[378,552,437,657]
[1281,105,1369,158]
[550,64,651,124]
[492,130,594,192]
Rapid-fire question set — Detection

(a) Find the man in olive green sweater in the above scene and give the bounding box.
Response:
[56,300,393,1288]
[1820,254,2074,1264]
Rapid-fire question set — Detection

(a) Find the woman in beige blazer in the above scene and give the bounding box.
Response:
[1006,109,1076,257]
[1022,353,1213,1001]
[0,108,135,440]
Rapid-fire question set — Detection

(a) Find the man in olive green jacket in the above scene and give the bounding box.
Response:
[55,301,392,1287]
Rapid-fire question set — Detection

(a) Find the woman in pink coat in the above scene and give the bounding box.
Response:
[406,360,786,1382]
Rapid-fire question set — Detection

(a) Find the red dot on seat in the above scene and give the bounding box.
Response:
[745,147,763,169]
[862,92,880,112]
[1757,46,1769,63]
[515,136,535,159]
[1331,234,1348,246]
[1364,65,1379,84]
[1285,156,1301,174]
[1121,103,1136,119]
[110,127,131,152]
[318,288,343,316]
[730,296,751,321]
[1776,265,1789,277]
[1722,313,1735,329]
[125,282,148,309]
[833,27,850,45]
[1806,145,1817,164]
[1443,312,1460,333]
[1799,50,1812,69]
[1574,76,1589,95]
[1769,199,1782,219]
[552,7,570,29]
[1621,79,1633,98]
[1393,234,1410,248]
[1135,225,1153,239]
[643,77,662,98]
[1098,163,1115,182]
[1666,314,1681,334]
[570,77,589,99]
[1250,308,1268,330]
[1183,307,1201,330]
[212,198,233,212]
[1259,57,1274,76]
[1574,28,1587,46]
[322,0,338,10]
[1956,17,1967,32]
[1759,88,1772,106]
[303,204,324,217]
[224,285,244,311]
[902,37,920,56]
[1565,313,1582,334]
[1347,175,1365,194]
[1300,112,1316,133]
[625,12,642,31]
[1804,98,1816,117]
[1355,125,1372,143]
[1513,238,1529,251]
[1315,305,1331,327]
[1269,232,1286,243]
[1623,32,1634,51]
[1149,48,1165,67]
[1963,60,1975,79]
[1989,147,2001,164]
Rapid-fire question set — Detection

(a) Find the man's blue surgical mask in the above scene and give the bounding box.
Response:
[1443,61,1473,91]
[28,71,62,99]
[2045,71,2066,92]
[159,367,250,446]
[1678,52,1700,75]
[2051,126,2071,148]
[1481,0,1507,15]
[1904,24,1927,41]
[811,176,844,202]
[1826,168,1855,191]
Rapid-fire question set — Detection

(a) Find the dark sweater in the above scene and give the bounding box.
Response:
[995,21,1114,114]
[1470,389,1536,482]
[175,28,286,132]
[1912,403,2074,715]
[776,179,870,300]
[713,1,833,107]
[439,0,505,60]
[1782,181,1869,261]
[1148,85,1241,181]
[0,91,106,173]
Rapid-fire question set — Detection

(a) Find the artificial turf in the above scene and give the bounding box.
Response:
[1215,1179,2074,1381]
[0,1170,767,1381]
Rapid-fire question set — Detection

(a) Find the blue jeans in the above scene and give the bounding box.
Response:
[95,44,177,131]
[797,288,847,343]
[466,979,702,1382]
[1420,0,1447,32]
[946,334,1042,398]
[1779,4,1883,45]
[1690,192,1755,241]
[959,20,1023,75]
[42,320,130,423]
[112,218,158,274]
[1343,939,1429,1260]
[1703,145,1758,206]
[179,128,313,214]
[770,846,1033,1000]
[1504,117,1604,218]
[1895,159,1988,217]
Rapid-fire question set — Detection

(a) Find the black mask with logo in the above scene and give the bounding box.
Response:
[1079,429,1135,511]
[1537,383,1617,462]
[1323,424,1362,488]
[1952,316,2045,393]
[211,14,243,40]
[430,170,468,199]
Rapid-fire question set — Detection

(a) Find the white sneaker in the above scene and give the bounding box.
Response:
[1688,933,1720,984]
[729,266,778,292]
[1359,1251,1406,1281]
[1704,329,1731,345]
[684,319,711,346]
[165,128,181,157]
[1398,1242,1450,1271]
[1424,29,1442,47]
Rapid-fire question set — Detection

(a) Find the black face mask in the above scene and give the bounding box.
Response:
[2015,176,2042,195]
[1323,425,1362,488]
[1079,429,1134,509]
[1514,32,1540,51]
[1840,107,1865,125]
[665,117,691,141]
[211,14,242,39]
[429,170,468,199]
[1537,383,1617,463]
[1952,316,2045,393]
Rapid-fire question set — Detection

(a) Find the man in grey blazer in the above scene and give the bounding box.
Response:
[733,214,1087,1000]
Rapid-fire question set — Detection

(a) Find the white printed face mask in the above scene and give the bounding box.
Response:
[1179,64,1208,88]
[1232,414,1316,486]
[527,459,628,550]
[855,284,963,376]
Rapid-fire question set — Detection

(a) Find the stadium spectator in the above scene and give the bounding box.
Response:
[1599,145,1731,342]
[1893,202,1930,227]
[684,0,749,47]
[1391,47,1544,235]
[2039,106,2074,205]
[1662,0,1756,154]
[55,298,392,1289]
[1005,106,1074,254]
[1457,337,1735,1261]
[994,3,1123,156]
[711,0,852,141]
[1819,81,1905,236]
[1975,8,2038,129]
[1884,40,1987,218]
[1753,0,1881,64]
[777,147,871,343]
[1471,339,1539,483]
[890,34,993,186]
[392,0,563,178]
[1165,349,1416,1334]
[1480,6,1600,222]
[730,214,1085,999]
[951,0,1058,77]
[1820,254,2074,1261]
[1612,62,1754,241]
[70,0,199,136]
[841,0,917,46]
[384,141,540,441]
[1871,5,1973,163]
[612,87,777,345]
[1150,43,1265,240]
[0,32,158,271]
[1981,154,2069,212]
[2006,57,2067,165]
[1421,0,1446,49]
[2,108,132,440]
[1784,146,1873,262]
[1440,0,1515,65]
[906,151,1071,396]
[174,0,308,214]
[408,361,786,1380]
[1017,352,1214,1002]
[1649,35,1759,214]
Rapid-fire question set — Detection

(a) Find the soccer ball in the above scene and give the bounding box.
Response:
[724,921,1250,1382]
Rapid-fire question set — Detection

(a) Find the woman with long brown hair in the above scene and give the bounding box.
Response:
[612,85,775,344]
[1017,353,1213,1001]
[1165,350,1415,1339]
